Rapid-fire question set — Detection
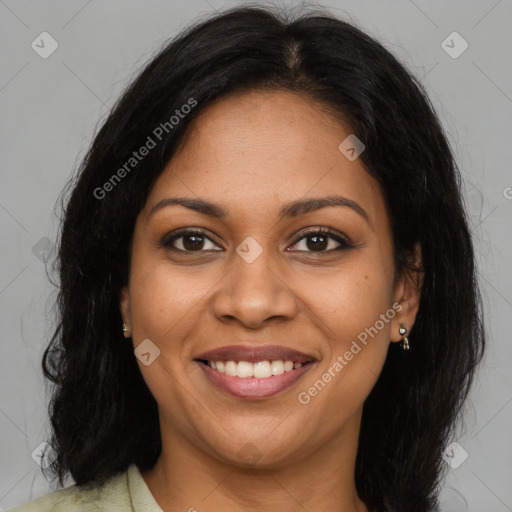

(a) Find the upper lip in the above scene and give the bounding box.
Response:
[195,344,317,364]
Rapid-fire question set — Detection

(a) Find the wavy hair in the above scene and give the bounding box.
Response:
[41,4,485,511]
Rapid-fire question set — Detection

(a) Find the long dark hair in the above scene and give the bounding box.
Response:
[41,4,485,511]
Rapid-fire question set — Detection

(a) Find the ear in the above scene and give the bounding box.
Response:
[119,286,131,330]
[390,242,423,343]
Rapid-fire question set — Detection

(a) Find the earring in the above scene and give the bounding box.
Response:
[122,322,129,337]
[399,323,410,351]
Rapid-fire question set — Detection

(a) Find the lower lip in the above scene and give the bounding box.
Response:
[196,361,315,399]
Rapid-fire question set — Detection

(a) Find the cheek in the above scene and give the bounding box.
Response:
[128,252,208,337]
[127,260,206,413]
[295,256,394,340]
[294,264,392,428]
[294,253,394,405]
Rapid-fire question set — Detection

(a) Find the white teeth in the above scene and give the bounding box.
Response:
[271,360,284,376]
[236,361,253,378]
[253,361,271,378]
[207,359,307,378]
[225,360,237,377]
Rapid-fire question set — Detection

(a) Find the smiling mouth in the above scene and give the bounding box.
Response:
[196,359,313,378]
[195,358,316,399]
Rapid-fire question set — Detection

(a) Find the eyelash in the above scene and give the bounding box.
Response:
[161,227,355,255]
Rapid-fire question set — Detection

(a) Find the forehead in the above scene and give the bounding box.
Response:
[143,89,387,227]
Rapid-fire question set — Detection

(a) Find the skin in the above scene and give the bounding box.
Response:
[119,89,422,512]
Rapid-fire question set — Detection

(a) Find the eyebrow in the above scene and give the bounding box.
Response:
[148,195,370,224]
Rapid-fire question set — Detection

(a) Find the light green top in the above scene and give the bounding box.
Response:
[7,464,163,512]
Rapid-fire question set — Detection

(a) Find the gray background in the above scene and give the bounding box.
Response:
[1,0,511,510]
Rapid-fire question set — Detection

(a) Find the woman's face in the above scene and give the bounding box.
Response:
[120,89,420,468]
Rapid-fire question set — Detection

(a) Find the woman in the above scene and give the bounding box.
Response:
[9,3,485,512]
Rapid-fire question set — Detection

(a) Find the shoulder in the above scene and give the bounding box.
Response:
[7,467,132,512]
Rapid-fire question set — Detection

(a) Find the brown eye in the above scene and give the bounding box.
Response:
[180,233,207,251]
[288,228,353,253]
[162,229,222,252]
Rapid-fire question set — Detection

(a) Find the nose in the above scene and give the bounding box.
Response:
[210,246,298,329]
